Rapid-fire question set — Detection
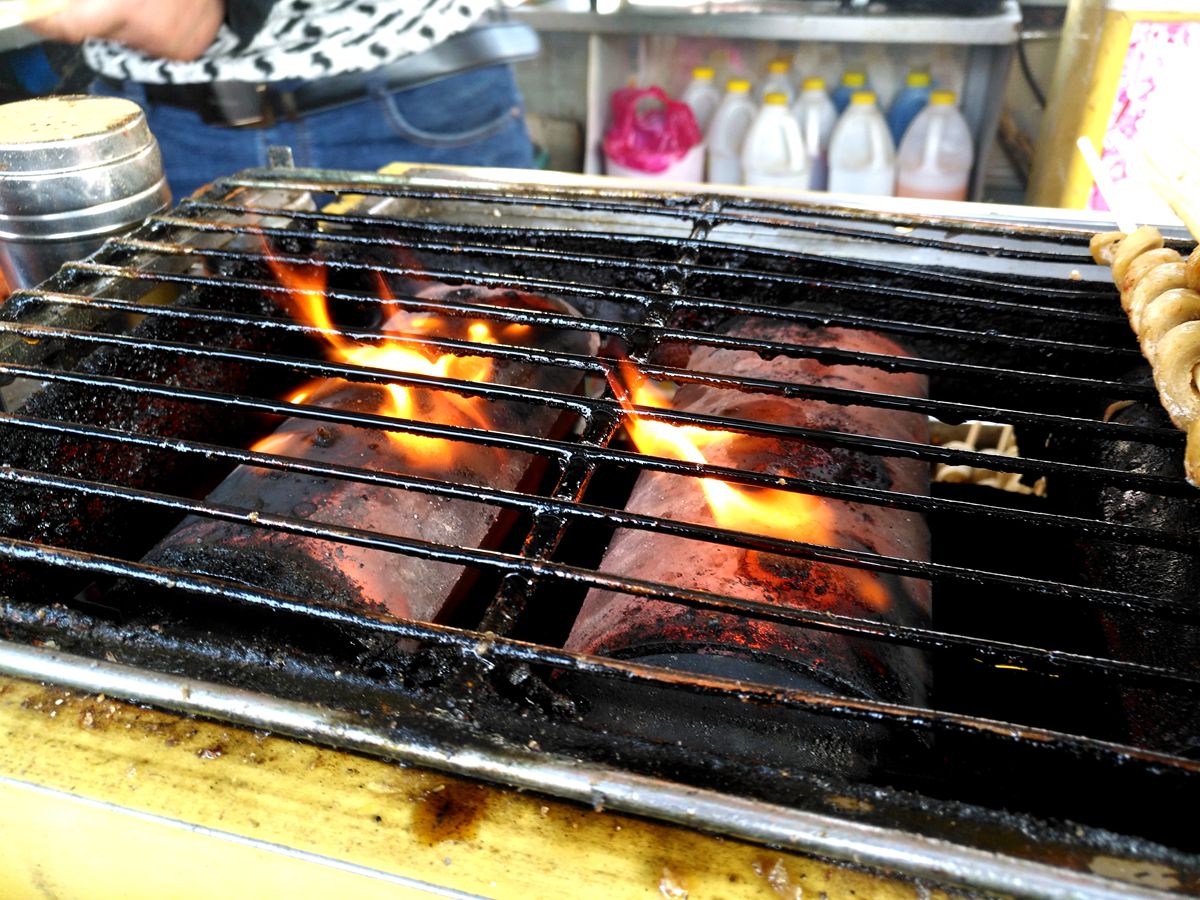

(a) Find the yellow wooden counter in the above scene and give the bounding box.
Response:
[0,673,965,900]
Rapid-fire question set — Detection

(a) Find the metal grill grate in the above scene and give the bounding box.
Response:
[0,166,1197,897]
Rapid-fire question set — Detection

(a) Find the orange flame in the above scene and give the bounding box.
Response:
[256,253,499,466]
[609,359,889,612]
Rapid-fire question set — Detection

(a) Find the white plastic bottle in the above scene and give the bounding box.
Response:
[758,59,794,104]
[827,90,895,196]
[706,79,757,184]
[896,90,974,201]
[791,77,837,190]
[863,45,899,108]
[741,92,810,190]
[681,66,721,133]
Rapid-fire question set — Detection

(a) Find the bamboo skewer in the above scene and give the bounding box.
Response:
[1138,140,1200,243]
[1076,137,1137,234]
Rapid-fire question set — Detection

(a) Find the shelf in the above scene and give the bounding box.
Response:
[514,0,1021,44]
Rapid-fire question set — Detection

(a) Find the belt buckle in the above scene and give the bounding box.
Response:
[207,82,274,128]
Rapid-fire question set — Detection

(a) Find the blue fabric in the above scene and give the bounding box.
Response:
[5,46,59,95]
[94,63,534,200]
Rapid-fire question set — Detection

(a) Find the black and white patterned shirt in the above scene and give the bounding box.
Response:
[83,0,494,84]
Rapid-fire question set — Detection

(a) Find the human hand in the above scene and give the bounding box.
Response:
[28,0,226,61]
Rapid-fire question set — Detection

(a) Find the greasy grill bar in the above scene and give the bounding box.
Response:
[0,165,1197,896]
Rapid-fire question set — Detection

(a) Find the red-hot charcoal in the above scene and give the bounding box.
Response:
[567,321,931,706]
[135,285,597,621]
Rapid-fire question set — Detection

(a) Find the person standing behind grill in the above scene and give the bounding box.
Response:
[29,0,537,198]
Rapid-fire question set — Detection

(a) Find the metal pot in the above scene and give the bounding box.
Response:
[0,94,170,292]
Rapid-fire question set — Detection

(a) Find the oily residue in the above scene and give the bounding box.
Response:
[15,684,269,765]
[752,855,804,899]
[827,795,875,815]
[658,863,689,898]
[409,779,490,845]
[1089,855,1181,891]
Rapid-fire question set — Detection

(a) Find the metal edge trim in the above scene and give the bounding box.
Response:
[0,639,1178,900]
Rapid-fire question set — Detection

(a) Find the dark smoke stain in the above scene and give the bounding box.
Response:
[409,781,490,845]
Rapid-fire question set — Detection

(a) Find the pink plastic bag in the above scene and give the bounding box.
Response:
[602,86,702,174]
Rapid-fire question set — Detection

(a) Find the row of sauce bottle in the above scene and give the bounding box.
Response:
[681,65,974,200]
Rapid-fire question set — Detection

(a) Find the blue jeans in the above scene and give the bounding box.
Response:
[95,63,534,200]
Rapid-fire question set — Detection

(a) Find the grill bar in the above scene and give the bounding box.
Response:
[3,167,1198,893]
[4,531,1199,767]
[2,337,1190,502]
[123,221,1128,337]
[207,174,1131,262]
[10,290,1181,447]
[5,419,1198,688]
[225,168,1195,251]
[53,261,1154,407]
[148,211,1123,317]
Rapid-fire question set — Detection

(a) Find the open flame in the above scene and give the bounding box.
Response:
[259,253,507,466]
[609,359,889,612]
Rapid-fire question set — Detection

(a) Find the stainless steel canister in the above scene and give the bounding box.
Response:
[0,94,171,293]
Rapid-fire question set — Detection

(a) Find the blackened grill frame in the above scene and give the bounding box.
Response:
[0,166,1197,898]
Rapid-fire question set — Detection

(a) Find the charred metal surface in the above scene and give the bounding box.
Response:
[211,169,1196,259]
[0,278,304,599]
[0,169,1197,895]
[1040,375,1200,760]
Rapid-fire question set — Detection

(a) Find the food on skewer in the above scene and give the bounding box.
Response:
[1090,226,1200,485]
[1139,289,1200,363]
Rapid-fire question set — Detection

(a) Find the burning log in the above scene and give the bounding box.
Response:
[565,322,931,771]
[130,285,598,620]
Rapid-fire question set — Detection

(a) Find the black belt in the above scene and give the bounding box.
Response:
[118,21,538,128]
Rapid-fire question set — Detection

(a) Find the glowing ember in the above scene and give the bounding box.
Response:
[258,253,506,466]
[608,358,889,612]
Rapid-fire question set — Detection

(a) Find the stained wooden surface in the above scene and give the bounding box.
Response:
[0,673,965,899]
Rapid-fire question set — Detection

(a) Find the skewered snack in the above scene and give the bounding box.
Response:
[1119,247,1180,300]
[1188,246,1200,291]
[1091,226,1200,484]
[1127,262,1187,332]
[1153,320,1200,430]
[1140,289,1200,363]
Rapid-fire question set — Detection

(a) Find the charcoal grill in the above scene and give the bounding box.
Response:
[0,161,1197,898]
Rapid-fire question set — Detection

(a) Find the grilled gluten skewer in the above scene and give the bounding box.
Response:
[1091,226,1200,485]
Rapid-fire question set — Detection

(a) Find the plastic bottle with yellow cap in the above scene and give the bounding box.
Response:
[740,92,809,191]
[681,66,721,133]
[791,77,836,190]
[827,90,895,196]
[886,70,933,143]
[758,59,794,105]
[706,78,757,184]
[895,90,973,201]
[831,70,869,115]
